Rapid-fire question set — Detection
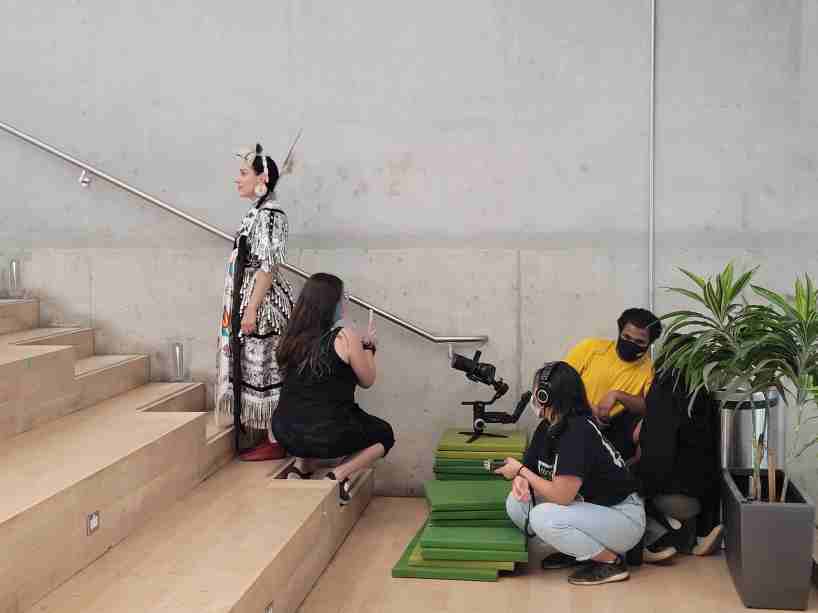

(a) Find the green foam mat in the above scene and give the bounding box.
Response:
[434,473,503,481]
[436,450,524,461]
[420,525,526,552]
[409,543,515,571]
[429,519,516,528]
[421,547,529,563]
[391,525,499,582]
[429,509,509,520]
[437,428,527,453]
[424,480,511,511]
[433,464,497,474]
[434,458,502,467]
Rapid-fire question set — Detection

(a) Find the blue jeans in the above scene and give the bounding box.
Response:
[506,492,646,561]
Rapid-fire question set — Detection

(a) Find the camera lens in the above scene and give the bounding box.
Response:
[451,353,473,372]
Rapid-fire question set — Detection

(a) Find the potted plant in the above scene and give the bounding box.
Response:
[656,263,817,611]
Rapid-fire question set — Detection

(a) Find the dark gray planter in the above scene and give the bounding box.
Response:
[722,469,816,610]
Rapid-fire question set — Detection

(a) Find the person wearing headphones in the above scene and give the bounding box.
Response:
[494,361,646,586]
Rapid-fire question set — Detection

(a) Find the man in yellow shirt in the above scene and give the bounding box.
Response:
[563,308,678,564]
[564,308,661,423]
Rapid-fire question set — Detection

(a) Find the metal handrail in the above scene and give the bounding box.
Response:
[0,120,488,344]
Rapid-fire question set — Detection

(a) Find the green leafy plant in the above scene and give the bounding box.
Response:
[751,276,818,501]
[656,263,818,502]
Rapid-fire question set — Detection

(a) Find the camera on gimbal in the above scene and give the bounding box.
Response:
[450,350,531,443]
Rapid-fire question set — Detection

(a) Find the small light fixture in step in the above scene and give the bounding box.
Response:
[78,169,92,187]
[9,259,21,298]
[87,511,100,535]
[171,342,185,382]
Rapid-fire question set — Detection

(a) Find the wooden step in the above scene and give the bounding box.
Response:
[0,349,151,442]
[0,344,79,441]
[203,412,234,479]
[0,299,38,334]
[0,326,95,359]
[0,383,208,613]
[30,463,374,613]
[74,355,149,409]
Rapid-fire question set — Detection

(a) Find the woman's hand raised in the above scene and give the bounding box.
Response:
[361,309,378,351]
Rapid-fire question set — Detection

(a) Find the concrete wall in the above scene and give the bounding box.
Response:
[2,1,817,496]
[654,1,818,501]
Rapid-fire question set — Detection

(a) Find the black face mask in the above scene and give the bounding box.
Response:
[617,338,646,362]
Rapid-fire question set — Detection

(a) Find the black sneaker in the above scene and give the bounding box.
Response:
[644,532,678,563]
[568,557,629,586]
[284,465,314,480]
[325,471,352,505]
[541,552,581,570]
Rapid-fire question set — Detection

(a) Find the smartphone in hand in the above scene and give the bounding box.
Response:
[483,459,506,472]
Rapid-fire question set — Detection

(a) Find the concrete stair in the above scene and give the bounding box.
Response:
[0,298,373,613]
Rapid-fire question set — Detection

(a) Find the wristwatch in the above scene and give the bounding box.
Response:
[362,341,377,355]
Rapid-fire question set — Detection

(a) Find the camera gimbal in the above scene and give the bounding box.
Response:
[451,350,532,443]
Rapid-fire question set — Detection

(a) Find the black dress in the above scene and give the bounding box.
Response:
[636,371,721,536]
[271,328,395,459]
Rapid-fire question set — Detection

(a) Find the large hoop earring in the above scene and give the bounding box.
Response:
[254,183,268,198]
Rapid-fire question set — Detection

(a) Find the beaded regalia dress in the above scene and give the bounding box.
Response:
[215,198,295,435]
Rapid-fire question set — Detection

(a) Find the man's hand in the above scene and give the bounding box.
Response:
[494,457,523,481]
[633,418,643,444]
[597,390,620,415]
[511,475,531,502]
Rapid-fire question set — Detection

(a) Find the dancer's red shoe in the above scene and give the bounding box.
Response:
[239,440,286,462]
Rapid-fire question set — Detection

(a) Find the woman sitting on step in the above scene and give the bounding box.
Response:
[494,361,646,586]
[272,273,395,504]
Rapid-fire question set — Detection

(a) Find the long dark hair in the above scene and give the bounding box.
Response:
[277,272,344,378]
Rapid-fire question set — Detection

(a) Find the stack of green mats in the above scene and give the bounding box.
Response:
[425,480,517,529]
[392,521,528,582]
[433,428,527,481]
[391,480,528,581]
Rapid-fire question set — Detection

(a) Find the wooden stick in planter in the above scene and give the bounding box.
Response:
[754,434,765,501]
[767,404,777,503]
[768,449,777,503]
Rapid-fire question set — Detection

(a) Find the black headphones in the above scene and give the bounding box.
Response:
[534,361,559,406]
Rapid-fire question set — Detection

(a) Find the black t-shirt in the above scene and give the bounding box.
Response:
[523,415,639,507]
